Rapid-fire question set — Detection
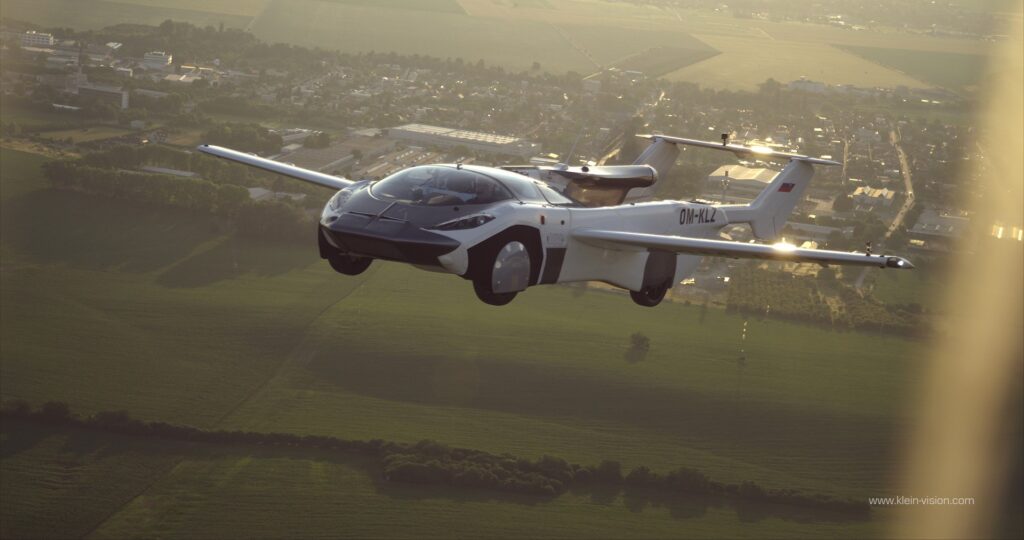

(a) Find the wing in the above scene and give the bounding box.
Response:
[197,144,353,190]
[573,229,914,269]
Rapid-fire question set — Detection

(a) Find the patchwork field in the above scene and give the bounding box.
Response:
[0,147,925,536]
[2,0,994,90]
[837,46,989,93]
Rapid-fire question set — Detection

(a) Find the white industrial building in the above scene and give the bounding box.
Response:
[21,31,54,47]
[388,123,539,158]
[851,186,896,208]
[705,164,779,202]
[142,51,173,70]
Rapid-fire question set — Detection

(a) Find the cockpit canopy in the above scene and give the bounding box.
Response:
[371,165,514,206]
[370,164,581,208]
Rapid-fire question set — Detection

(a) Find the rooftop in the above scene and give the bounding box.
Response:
[391,123,522,146]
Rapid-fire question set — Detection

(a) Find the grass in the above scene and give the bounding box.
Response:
[0,102,91,129]
[37,126,133,144]
[837,45,988,93]
[1,421,884,539]
[0,422,187,539]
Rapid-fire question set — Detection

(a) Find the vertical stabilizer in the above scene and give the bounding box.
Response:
[724,159,815,240]
[633,137,680,179]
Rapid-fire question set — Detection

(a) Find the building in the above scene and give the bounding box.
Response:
[279,143,356,173]
[142,51,172,70]
[77,83,129,109]
[387,123,539,159]
[705,164,778,202]
[21,31,54,47]
[851,186,896,208]
[246,187,306,202]
[782,222,854,243]
[909,208,969,243]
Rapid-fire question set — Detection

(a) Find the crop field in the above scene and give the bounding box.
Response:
[249,0,592,74]
[3,0,992,91]
[0,0,253,30]
[661,35,928,91]
[837,46,988,93]
[613,46,720,78]
[871,266,943,311]
[0,147,927,536]
[321,0,467,14]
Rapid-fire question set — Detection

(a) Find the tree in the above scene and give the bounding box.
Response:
[303,131,331,148]
[832,195,854,212]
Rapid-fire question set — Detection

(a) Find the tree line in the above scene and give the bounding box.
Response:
[0,400,870,518]
[42,155,312,242]
[726,265,923,336]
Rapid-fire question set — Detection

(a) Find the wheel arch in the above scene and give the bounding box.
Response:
[464,225,544,287]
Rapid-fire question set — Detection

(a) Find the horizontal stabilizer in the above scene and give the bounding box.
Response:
[197,144,352,190]
[636,135,840,166]
[573,229,913,269]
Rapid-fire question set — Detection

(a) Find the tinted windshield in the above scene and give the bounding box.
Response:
[371,166,513,206]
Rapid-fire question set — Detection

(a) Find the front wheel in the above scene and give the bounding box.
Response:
[328,253,372,276]
[630,284,668,307]
[473,280,517,306]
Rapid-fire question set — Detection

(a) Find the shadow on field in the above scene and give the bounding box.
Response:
[306,350,898,467]
[156,237,318,288]
[0,189,221,273]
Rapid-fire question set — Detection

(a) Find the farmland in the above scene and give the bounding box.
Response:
[0,0,254,30]
[2,421,883,539]
[837,46,989,93]
[1,0,993,90]
[0,147,924,536]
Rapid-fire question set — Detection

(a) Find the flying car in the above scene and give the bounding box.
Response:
[198,134,912,306]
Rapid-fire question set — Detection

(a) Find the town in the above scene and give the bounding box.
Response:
[0,19,1002,333]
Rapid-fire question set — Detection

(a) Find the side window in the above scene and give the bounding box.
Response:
[503,179,547,204]
[535,182,576,206]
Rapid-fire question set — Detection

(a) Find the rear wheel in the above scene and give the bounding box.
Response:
[630,283,668,307]
[328,253,372,276]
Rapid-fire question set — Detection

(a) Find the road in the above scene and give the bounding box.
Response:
[854,127,916,289]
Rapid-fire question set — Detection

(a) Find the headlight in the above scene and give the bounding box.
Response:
[431,214,495,230]
[329,189,353,210]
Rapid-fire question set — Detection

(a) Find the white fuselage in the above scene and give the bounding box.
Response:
[430,199,729,291]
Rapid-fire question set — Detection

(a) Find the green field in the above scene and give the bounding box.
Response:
[837,46,989,93]
[0,0,253,30]
[3,0,992,90]
[0,146,925,536]
[1,422,884,539]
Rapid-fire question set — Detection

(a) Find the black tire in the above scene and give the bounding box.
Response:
[630,284,668,307]
[328,253,372,276]
[473,279,517,306]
